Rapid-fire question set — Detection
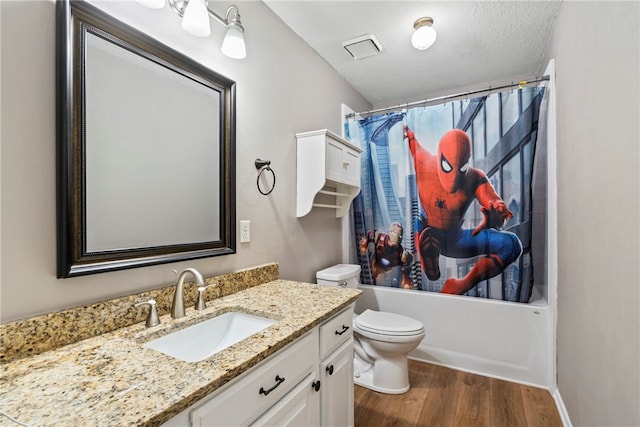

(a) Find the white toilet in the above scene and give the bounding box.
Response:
[316,264,425,394]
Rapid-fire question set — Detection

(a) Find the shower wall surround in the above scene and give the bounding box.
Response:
[0,263,279,363]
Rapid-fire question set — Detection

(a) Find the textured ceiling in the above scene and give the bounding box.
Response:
[264,1,562,108]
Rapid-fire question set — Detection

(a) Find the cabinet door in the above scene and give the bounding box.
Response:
[251,373,320,427]
[343,147,361,187]
[325,137,345,183]
[320,339,354,427]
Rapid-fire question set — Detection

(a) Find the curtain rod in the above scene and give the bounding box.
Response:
[345,75,550,119]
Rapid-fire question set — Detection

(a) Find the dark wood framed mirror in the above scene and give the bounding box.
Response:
[56,0,236,278]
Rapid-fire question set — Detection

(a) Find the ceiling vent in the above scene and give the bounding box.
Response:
[342,34,383,60]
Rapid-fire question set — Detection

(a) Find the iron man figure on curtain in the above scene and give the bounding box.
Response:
[359,222,414,289]
[404,126,522,294]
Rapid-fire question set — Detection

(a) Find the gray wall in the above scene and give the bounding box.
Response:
[0,0,370,322]
[544,2,639,425]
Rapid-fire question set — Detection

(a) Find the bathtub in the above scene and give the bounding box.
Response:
[354,284,554,389]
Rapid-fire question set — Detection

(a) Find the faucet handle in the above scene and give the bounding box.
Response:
[195,284,217,310]
[134,299,160,327]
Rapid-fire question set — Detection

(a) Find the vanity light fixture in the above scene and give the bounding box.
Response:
[411,17,437,51]
[136,0,246,59]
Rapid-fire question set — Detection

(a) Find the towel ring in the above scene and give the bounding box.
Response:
[255,159,275,195]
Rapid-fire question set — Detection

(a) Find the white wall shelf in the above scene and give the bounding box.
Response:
[296,129,362,218]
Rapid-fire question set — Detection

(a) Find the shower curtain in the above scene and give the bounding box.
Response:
[346,86,546,303]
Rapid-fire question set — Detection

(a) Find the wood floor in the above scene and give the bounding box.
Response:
[354,360,563,427]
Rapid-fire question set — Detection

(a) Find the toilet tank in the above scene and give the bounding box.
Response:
[316,264,360,288]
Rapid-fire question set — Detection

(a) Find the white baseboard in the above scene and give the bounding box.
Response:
[553,388,572,427]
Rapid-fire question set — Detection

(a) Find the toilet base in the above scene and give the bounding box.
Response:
[354,370,410,394]
[353,353,410,395]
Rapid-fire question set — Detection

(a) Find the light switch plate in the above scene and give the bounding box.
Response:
[240,220,250,243]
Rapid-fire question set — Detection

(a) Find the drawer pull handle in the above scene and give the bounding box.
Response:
[312,380,321,392]
[335,325,350,335]
[326,365,334,375]
[259,375,285,396]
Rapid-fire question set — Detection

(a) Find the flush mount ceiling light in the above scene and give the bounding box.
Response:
[411,17,437,51]
[136,0,246,59]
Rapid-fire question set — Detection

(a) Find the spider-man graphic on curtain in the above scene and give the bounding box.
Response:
[405,126,521,295]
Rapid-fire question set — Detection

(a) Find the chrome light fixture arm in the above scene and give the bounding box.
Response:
[167,0,241,29]
[210,5,243,31]
[221,5,243,32]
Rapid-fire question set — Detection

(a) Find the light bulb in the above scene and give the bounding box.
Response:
[411,18,437,50]
[181,0,210,38]
[221,24,246,59]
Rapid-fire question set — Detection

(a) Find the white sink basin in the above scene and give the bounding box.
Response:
[143,312,275,362]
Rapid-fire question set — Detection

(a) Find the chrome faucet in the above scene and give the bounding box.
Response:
[171,268,205,319]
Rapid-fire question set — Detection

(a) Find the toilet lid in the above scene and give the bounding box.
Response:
[316,264,361,281]
[355,309,424,336]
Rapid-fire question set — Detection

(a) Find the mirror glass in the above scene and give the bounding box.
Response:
[57,0,236,277]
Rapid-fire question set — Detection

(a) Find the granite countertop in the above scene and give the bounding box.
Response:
[0,280,360,426]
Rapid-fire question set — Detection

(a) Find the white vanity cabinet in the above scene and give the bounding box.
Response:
[296,129,362,218]
[161,304,355,427]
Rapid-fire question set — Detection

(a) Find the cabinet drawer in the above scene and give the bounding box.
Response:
[190,330,319,426]
[319,305,353,359]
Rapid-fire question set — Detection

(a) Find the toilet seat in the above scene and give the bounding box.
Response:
[354,309,424,337]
